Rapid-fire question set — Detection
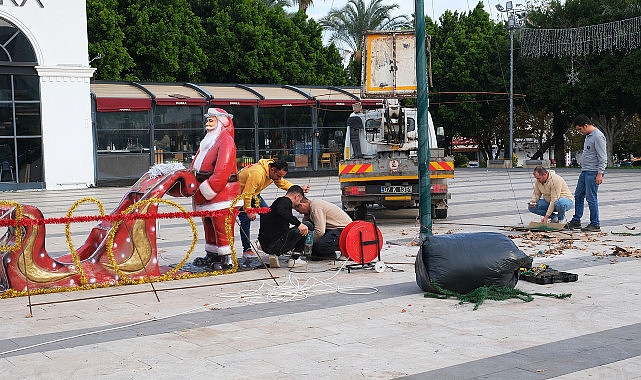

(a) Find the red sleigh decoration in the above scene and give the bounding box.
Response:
[0,164,199,293]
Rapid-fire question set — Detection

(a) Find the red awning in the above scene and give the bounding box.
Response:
[96,98,152,112]
[360,99,384,107]
[154,98,207,106]
[258,99,316,107]
[210,99,259,107]
[316,100,356,107]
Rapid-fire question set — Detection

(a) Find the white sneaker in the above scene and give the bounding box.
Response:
[269,254,280,268]
[550,215,559,223]
[287,257,308,268]
[558,218,565,224]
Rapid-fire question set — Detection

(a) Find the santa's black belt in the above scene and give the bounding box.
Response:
[195,172,238,183]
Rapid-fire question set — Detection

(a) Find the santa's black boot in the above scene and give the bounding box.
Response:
[193,251,217,267]
[211,254,233,271]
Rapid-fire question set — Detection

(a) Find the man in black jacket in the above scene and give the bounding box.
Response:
[258,185,312,268]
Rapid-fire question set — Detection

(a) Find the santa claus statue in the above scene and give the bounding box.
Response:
[190,108,240,270]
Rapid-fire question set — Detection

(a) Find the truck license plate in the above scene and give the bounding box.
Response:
[381,185,412,194]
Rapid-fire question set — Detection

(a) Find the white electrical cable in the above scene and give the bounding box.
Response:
[1,261,382,357]
[218,260,378,304]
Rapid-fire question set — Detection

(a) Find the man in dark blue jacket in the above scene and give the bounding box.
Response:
[258,185,312,268]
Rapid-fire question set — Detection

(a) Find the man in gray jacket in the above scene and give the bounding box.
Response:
[565,114,607,232]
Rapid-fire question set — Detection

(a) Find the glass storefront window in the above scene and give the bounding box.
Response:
[314,107,351,167]
[222,105,255,158]
[0,138,14,182]
[0,74,11,101]
[0,102,14,136]
[96,111,149,151]
[95,111,151,183]
[210,105,256,168]
[153,105,204,165]
[258,106,313,169]
[0,19,37,63]
[13,75,40,101]
[16,137,42,183]
[1,13,42,189]
[14,102,41,136]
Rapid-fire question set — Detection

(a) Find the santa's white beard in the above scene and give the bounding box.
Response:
[193,123,221,171]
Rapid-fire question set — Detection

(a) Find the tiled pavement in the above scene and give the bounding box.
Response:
[1,168,640,379]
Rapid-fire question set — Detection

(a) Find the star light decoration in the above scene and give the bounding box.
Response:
[567,66,579,86]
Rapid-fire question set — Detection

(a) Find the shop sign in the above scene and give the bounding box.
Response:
[0,0,44,8]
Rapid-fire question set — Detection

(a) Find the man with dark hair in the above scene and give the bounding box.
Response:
[258,185,312,268]
[565,114,607,232]
[237,159,310,260]
[527,166,573,224]
[294,197,353,259]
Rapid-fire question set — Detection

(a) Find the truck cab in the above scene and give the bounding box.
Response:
[339,100,453,220]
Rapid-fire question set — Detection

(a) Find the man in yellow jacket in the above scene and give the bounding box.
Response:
[238,159,310,259]
[528,166,573,224]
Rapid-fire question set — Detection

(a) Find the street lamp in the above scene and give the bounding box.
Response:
[495,2,526,167]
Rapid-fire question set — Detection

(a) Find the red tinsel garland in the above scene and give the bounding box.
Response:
[0,207,272,227]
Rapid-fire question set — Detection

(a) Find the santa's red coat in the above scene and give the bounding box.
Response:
[190,129,240,211]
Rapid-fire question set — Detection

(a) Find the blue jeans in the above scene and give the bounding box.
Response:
[238,195,268,252]
[528,198,573,221]
[571,171,600,226]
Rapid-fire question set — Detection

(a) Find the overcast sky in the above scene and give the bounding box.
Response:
[287,0,501,23]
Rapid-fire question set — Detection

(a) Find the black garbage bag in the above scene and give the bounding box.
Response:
[415,232,532,294]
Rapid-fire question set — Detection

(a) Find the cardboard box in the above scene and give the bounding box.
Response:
[295,154,308,168]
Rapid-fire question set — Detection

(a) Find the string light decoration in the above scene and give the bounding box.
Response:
[567,62,580,86]
[520,16,641,58]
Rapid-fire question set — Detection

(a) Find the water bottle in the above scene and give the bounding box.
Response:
[303,230,314,256]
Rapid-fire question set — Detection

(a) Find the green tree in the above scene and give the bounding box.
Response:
[429,3,510,161]
[520,0,641,167]
[119,0,207,82]
[192,0,349,85]
[86,0,134,80]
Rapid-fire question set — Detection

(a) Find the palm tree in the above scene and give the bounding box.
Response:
[261,0,292,10]
[261,0,319,14]
[293,0,315,13]
[319,0,411,57]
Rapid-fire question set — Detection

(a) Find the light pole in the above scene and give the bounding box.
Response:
[496,2,526,166]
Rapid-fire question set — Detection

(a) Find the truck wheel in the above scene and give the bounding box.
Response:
[343,203,356,220]
[434,208,448,219]
[354,204,368,220]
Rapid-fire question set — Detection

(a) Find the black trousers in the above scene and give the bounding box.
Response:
[311,228,343,259]
[261,221,314,255]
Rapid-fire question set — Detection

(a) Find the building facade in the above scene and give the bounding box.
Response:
[1,0,95,191]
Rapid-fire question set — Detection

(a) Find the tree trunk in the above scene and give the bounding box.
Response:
[592,112,633,168]
[532,108,569,166]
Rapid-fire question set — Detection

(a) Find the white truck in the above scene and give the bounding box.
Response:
[339,99,454,220]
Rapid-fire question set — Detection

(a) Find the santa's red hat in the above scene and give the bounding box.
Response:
[205,107,233,121]
[204,107,234,137]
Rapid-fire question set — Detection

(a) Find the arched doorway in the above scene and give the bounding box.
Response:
[0,17,43,190]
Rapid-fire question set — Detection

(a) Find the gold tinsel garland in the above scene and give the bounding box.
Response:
[0,201,23,251]
[65,197,105,285]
